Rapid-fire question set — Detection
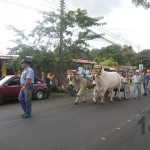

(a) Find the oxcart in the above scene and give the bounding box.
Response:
[115,82,130,99]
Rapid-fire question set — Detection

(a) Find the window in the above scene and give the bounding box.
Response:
[9,79,20,85]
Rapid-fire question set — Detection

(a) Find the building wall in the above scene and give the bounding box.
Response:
[0,60,6,77]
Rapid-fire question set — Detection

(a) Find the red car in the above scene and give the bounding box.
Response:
[0,75,48,103]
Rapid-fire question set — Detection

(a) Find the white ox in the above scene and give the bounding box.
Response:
[92,68,121,104]
[67,70,96,105]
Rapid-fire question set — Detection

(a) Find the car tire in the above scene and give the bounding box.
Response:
[34,90,44,100]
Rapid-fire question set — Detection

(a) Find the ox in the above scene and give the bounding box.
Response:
[91,68,121,104]
[67,70,96,105]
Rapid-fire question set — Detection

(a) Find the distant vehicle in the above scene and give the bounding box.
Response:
[0,75,48,103]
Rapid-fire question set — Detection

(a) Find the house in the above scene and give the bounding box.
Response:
[0,54,19,77]
[71,59,97,70]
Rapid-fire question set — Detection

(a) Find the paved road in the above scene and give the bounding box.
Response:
[0,89,150,150]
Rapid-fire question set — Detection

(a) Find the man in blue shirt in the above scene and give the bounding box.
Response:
[18,59,34,118]
[142,70,150,96]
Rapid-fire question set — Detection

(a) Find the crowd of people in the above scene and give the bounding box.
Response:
[130,69,150,98]
[68,66,150,99]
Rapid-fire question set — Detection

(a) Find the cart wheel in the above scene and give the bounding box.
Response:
[124,85,130,99]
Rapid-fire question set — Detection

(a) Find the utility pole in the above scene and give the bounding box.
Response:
[58,0,65,89]
[59,0,65,60]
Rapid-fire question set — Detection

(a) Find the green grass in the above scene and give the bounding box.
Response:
[50,91,69,97]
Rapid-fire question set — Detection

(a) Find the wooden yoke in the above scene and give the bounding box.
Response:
[90,70,101,75]
[67,70,76,75]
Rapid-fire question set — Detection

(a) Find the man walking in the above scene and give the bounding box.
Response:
[131,70,142,99]
[142,70,150,96]
[18,59,34,118]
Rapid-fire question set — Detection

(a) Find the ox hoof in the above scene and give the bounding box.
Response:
[75,102,78,105]
[109,101,113,104]
[94,102,97,104]
[83,101,86,103]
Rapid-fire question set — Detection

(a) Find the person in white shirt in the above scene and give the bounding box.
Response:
[131,70,142,98]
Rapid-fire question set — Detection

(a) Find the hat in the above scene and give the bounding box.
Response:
[135,70,139,73]
[20,59,31,64]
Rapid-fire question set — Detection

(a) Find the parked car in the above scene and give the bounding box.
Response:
[0,75,48,103]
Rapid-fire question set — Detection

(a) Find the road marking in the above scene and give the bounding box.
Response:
[101,138,106,140]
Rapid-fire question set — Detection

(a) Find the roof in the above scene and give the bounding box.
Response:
[0,54,19,60]
[72,59,97,64]
[109,67,116,71]
[0,55,10,60]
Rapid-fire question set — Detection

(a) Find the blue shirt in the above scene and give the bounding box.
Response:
[142,74,150,84]
[20,66,34,86]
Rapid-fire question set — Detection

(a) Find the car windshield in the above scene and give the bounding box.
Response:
[0,76,13,86]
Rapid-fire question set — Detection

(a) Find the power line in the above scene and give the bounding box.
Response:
[96,0,114,12]
[0,0,42,12]
[0,0,58,12]
[32,0,59,10]
[93,26,136,46]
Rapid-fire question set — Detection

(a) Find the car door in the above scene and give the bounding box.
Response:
[5,77,21,100]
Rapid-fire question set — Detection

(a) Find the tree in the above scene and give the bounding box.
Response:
[31,9,105,58]
[92,45,137,66]
[100,58,119,67]
[122,45,137,66]
[138,49,150,69]
[132,0,150,9]
[7,9,106,89]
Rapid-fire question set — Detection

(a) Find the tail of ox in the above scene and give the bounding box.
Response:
[67,70,96,105]
[90,69,121,104]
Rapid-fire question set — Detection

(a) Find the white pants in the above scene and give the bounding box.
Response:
[133,83,141,97]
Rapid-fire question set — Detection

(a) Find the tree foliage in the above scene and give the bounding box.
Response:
[6,9,106,88]
[132,0,150,9]
[100,58,119,67]
[138,49,150,69]
[90,45,137,66]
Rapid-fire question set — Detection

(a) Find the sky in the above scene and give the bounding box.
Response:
[0,0,150,54]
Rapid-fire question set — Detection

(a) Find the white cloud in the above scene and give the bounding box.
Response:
[0,0,150,54]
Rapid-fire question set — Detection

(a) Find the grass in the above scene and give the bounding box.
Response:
[50,91,69,97]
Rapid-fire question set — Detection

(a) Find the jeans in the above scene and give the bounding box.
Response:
[47,84,52,97]
[68,85,76,96]
[18,84,33,116]
[143,82,149,94]
[133,84,141,97]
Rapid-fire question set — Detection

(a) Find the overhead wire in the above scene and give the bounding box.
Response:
[0,0,59,12]
[0,0,43,12]
[1,0,138,50]
[64,0,135,47]
[96,0,114,12]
